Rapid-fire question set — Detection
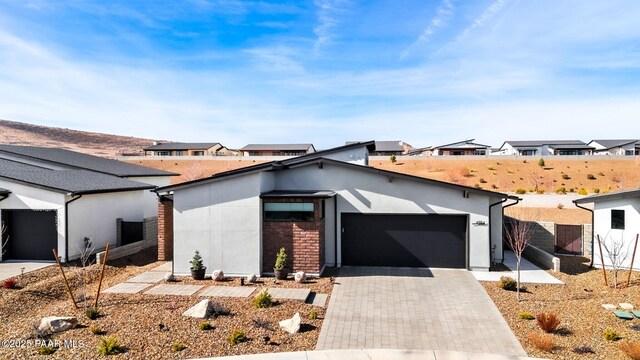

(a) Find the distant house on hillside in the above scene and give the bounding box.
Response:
[240,144,316,156]
[499,140,594,156]
[587,139,640,156]
[143,142,236,156]
[431,139,491,156]
[346,141,411,156]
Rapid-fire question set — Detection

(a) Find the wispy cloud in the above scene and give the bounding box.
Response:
[313,0,349,55]
[401,0,454,58]
[458,0,508,39]
[244,46,306,73]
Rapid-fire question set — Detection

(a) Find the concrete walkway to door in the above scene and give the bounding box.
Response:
[316,267,527,357]
[0,260,53,281]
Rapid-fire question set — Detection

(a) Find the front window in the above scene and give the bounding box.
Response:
[264,202,314,222]
[521,150,536,156]
[193,151,204,156]
[175,150,184,156]
[625,150,634,156]
[612,210,625,230]
[157,151,170,156]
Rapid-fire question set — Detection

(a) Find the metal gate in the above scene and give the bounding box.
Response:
[120,221,143,246]
[555,224,582,255]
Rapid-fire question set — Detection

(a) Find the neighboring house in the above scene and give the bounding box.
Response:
[499,140,594,156]
[407,147,433,156]
[431,139,492,156]
[240,144,316,156]
[574,189,640,270]
[156,141,514,277]
[588,140,640,156]
[143,142,237,156]
[346,141,411,156]
[0,145,177,262]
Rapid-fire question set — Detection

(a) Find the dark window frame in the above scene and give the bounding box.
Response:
[611,209,625,230]
[264,202,315,222]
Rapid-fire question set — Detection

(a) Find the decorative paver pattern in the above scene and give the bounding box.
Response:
[620,303,634,310]
[200,286,256,298]
[305,292,328,308]
[316,267,527,356]
[126,271,167,283]
[144,284,203,296]
[265,287,311,301]
[103,282,152,294]
[150,262,173,272]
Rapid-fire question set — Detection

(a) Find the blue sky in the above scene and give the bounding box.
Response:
[1,0,639,149]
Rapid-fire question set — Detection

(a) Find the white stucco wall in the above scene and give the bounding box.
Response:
[322,147,370,165]
[172,172,270,275]
[128,175,173,218]
[592,198,640,270]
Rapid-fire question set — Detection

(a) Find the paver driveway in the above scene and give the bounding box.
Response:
[316,267,527,356]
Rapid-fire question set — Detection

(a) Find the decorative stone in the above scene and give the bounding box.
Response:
[294,271,307,283]
[212,270,224,282]
[246,273,258,283]
[38,316,78,333]
[620,303,634,310]
[279,312,301,334]
[182,299,215,318]
[602,304,617,311]
[164,273,175,282]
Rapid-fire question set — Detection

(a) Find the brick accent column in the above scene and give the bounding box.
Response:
[157,198,174,261]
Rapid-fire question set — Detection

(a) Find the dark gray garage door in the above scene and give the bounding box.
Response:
[1,210,57,260]
[341,213,467,268]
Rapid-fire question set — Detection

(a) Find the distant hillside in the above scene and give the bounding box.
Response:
[0,119,162,158]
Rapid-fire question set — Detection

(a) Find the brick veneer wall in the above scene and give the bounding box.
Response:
[157,198,174,261]
[262,198,325,274]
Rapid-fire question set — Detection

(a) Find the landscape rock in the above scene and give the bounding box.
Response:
[164,273,175,282]
[279,312,301,334]
[38,316,78,333]
[246,273,258,283]
[212,270,224,281]
[294,271,306,283]
[182,299,215,318]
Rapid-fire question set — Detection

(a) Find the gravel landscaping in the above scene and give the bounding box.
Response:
[483,255,640,359]
[0,248,333,359]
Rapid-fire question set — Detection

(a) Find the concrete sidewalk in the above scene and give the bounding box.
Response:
[0,260,53,281]
[471,251,563,284]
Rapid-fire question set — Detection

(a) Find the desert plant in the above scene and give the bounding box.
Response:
[538,158,545,168]
[309,310,318,320]
[487,166,496,171]
[479,178,487,183]
[598,172,605,176]
[598,233,632,288]
[587,173,596,180]
[536,312,561,333]
[491,184,498,189]
[85,307,101,320]
[562,174,571,180]
[460,168,473,177]
[228,329,247,345]
[251,318,273,331]
[528,332,555,352]
[578,188,588,195]
[253,290,273,309]
[2,278,17,289]
[389,155,396,164]
[573,344,595,354]
[199,322,213,331]
[518,311,535,320]
[557,203,565,209]
[515,188,526,194]
[190,250,204,270]
[498,276,517,291]
[594,188,600,193]
[556,187,566,194]
[37,345,57,355]
[274,247,287,270]
[89,324,105,335]
[97,336,124,356]
[172,343,186,352]
[620,341,640,359]
[604,329,621,341]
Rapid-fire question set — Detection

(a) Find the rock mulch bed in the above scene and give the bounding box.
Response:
[0,249,333,359]
[483,255,640,359]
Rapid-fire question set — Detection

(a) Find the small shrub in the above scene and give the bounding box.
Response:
[578,188,588,195]
[253,290,273,309]
[538,158,545,168]
[573,344,595,354]
[487,166,496,171]
[199,322,213,331]
[518,311,535,320]
[190,250,204,270]
[97,337,124,356]
[498,276,517,291]
[2,278,17,289]
[474,184,481,189]
[309,310,318,320]
[389,155,397,164]
[598,172,605,176]
[587,173,596,180]
[562,174,571,180]
[496,162,501,165]
[528,332,555,352]
[515,188,526,195]
[604,329,621,341]
[252,318,273,331]
[536,189,545,194]
[593,188,600,193]
[569,187,575,193]
[479,178,487,183]
[89,324,105,335]
[85,307,101,320]
[460,168,472,177]
[491,184,498,189]
[172,343,186,352]
[228,329,247,346]
[37,345,57,355]
[557,203,565,209]
[536,312,561,333]
[274,247,287,270]
[620,341,640,359]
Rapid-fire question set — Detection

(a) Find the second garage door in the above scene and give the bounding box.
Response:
[341,213,467,268]
[1,210,58,260]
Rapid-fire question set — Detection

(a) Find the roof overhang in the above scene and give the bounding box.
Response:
[260,190,336,199]
[574,188,640,204]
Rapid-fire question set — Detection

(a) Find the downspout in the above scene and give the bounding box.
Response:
[65,194,83,262]
[573,200,594,267]
[489,197,509,265]
[501,196,522,260]
[334,194,338,268]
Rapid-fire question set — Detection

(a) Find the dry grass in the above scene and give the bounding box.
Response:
[528,332,556,352]
[536,312,561,333]
[620,341,640,360]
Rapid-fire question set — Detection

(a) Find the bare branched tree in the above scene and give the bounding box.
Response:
[598,233,631,289]
[504,217,534,301]
[1,223,8,259]
[73,237,98,306]
[529,171,544,193]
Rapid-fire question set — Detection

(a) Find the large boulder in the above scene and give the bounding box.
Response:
[279,312,301,334]
[211,270,224,282]
[182,299,215,318]
[38,316,78,333]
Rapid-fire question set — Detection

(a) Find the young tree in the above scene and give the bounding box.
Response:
[504,217,534,301]
[1,223,7,260]
[598,233,631,289]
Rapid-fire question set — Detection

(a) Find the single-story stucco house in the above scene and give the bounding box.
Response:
[574,189,640,270]
[156,141,515,276]
[0,145,176,262]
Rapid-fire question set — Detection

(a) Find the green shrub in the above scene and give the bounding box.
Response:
[389,155,397,164]
[309,310,318,320]
[593,188,600,193]
[274,247,287,270]
[556,187,567,194]
[228,330,247,346]
[569,188,575,193]
[253,290,273,309]
[538,158,545,168]
[172,343,186,352]
[97,337,124,356]
[498,276,517,291]
[190,250,204,270]
[487,166,496,171]
[536,189,545,194]
[37,345,57,355]
[587,173,596,180]
[578,188,588,195]
[518,311,535,320]
[604,329,621,341]
[89,324,104,335]
[479,178,487,183]
[85,307,101,320]
[515,188,526,195]
[199,322,213,331]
